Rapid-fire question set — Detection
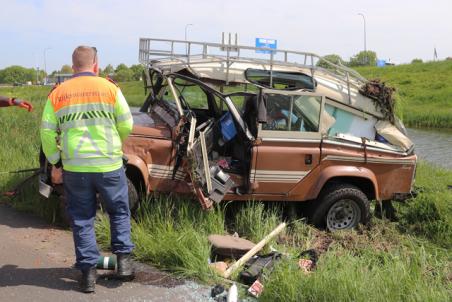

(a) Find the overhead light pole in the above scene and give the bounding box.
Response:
[184,23,194,54]
[43,47,52,85]
[357,13,367,64]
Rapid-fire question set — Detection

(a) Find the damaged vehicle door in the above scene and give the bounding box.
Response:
[251,90,324,195]
[166,75,252,209]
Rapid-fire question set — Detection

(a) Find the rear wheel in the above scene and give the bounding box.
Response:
[310,184,370,231]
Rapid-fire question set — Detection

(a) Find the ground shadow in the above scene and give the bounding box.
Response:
[0,203,64,230]
[0,265,122,292]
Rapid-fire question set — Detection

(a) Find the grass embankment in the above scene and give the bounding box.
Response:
[1,84,451,301]
[355,60,452,128]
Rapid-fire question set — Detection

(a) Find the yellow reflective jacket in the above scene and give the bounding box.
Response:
[40,73,133,172]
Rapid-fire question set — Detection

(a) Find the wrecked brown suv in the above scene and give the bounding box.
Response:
[111,38,416,230]
[116,39,416,230]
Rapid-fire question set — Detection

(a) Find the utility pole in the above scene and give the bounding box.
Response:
[358,13,367,65]
[184,23,194,54]
[34,53,39,85]
[43,47,52,85]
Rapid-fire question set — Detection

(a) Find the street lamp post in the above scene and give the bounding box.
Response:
[184,23,194,54]
[357,13,367,64]
[43,47,52,85]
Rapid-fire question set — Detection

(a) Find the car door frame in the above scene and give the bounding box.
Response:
[251,89,325,195]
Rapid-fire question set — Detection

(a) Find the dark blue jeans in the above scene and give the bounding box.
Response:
[63,167,134,271]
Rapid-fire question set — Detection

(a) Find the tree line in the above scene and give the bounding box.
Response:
[0,63,144,84]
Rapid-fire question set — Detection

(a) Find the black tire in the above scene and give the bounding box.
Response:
[127,177,140,215]
[310,183,370,231]
[98,177,141,217]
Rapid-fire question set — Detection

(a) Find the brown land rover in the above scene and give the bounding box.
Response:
[42,38,417,231]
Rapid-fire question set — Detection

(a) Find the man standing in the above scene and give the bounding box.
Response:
[0,96,33,111]
[40,46,134,293]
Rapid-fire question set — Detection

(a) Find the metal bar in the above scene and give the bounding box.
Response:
[138,38,368,84]
[187,42,191,64]
[200,130,212,193]
[226,45,230,84]
[269,51,274,87]
[167,77,184,116]
[288,96,293,131]
[346,72,352,104]
[203,44,207,58]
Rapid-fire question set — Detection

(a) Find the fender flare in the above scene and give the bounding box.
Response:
[310,165,380,201]
[124,154,149,191]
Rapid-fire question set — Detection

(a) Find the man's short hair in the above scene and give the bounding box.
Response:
[72,46,97,70]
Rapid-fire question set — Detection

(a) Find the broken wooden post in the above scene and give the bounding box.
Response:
[222,222,286,279]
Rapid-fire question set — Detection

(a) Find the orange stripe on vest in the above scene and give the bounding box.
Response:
[49,76,117,112]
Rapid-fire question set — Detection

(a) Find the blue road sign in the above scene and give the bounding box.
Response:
[255,38,277,54]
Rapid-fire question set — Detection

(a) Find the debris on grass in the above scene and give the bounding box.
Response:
[223,223,286,279]
[208,234,256,258]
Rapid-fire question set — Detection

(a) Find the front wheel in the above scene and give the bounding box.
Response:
[310,184,370,231]
[127,177,140,215]
[98,177,141,217]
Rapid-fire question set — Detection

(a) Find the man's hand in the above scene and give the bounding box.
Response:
[51,166,63,185]
[11,98,33,112]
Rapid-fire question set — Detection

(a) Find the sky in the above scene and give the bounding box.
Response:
[1,0,451,72]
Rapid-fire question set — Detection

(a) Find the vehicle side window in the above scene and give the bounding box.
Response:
[178,84,209,110]
[262,94,321,132]
[324,103,376,138]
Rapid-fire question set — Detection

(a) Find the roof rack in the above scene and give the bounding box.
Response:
[138,37,367,91]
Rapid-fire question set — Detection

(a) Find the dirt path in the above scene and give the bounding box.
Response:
[0,204,211,302]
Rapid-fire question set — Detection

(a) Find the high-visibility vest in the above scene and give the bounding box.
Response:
[40,73,133,173]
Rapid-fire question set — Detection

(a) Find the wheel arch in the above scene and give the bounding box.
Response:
[124,154,149,193]
[312,165,379,201]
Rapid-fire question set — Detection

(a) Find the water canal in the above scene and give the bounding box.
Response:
[407,128,452,169]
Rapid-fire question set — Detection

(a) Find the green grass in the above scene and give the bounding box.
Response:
[355,60,452,128]
[93,164,451,301]
[1,83,451,301]
[92,188,451,301]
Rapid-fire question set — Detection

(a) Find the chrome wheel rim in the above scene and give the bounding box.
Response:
[326,199,361,230]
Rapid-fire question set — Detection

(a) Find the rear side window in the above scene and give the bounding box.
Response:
[245,69,315,90]
[262,94,321,132]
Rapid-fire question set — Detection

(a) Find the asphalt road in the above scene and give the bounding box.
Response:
[0,203,211,302]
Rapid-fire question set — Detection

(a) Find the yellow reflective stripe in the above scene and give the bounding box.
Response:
[41,121,58,130]
[63,157,122,167]
[59,118,115,131]
[105,126,114,155]
[47,151,61,164]
[55,103,115,118]
[116,111,132,122]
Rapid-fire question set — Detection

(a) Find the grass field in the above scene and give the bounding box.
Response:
[356,60,452,128]
[0,82,451,301]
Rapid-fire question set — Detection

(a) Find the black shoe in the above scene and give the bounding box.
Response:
[116,253,134,280]
[80,267,96,293]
